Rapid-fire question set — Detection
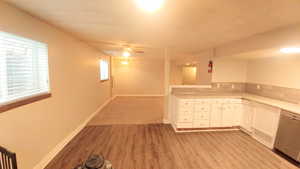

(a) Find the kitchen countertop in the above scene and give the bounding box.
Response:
[173,92,244,99]
[173,92,300,115]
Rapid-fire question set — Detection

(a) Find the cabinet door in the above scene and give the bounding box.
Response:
[210,104,223,127]
[176,100,194,123]
[241,103,254,132]
[193,100,211,128]
[252,103,280,148]
[222,104,234,127]
[253,103,280,136]
[232,103,243,126]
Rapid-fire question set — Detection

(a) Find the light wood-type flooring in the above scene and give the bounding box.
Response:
[45,124,298,169]
[88,96,164,125]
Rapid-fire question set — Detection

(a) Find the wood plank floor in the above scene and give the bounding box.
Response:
[88,96,164,125]
[45,124,298,169]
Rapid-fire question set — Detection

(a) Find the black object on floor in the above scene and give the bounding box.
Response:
[0,146,18,169]
[73,154,113,169]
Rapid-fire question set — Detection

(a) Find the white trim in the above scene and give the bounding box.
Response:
[163,119,170,124]
[169,85,212,89]
[113,95,165,97]
[33,96,114,169]
[173,128,240,133]
[111,95,117,101]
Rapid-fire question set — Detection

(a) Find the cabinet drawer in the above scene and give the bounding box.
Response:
[177,115,193,122]
[222,105,233,111]
[194,99,211,104]
[178,109,193,116]
[194,111,210,120]
[176,123,193,128]
[178,106,193,112]
[193,120,210,128]
[194,105,210,112]
[211,99,226,104]
[179,100,194,107]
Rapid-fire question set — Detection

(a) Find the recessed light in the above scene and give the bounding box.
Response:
[135,0,164,12]
[280,47,300,54]
[122,51,131,57]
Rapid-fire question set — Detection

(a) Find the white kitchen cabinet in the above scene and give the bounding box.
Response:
[171,95,283,150]
[222,104,235,127]
[193,100,211,128]
[240,101,254,133]
[232,103,243,126]
[174,99,194,128]
[252,102,281,148]
[173,97,244,129]
[210,102,223,127]
[221,99,243,127]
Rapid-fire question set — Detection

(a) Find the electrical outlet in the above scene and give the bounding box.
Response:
[231,84,235,89]
[256,85,261,90]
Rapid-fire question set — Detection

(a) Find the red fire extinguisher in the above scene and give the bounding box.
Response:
[208,60,213,73]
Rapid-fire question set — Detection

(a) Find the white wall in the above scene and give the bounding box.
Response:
[0,2,111,169]
[112,58,165,96]
[212,58,248,83]
[247,55,300,89]
[211,23,300,86]
[211,54,300,89]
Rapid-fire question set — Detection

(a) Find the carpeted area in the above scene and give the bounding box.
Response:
[88,96,164,125]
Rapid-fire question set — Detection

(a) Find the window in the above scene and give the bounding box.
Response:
[0,31,50,107]
[99,59,109,81]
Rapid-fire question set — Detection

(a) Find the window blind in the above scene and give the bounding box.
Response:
[0,32,50,105]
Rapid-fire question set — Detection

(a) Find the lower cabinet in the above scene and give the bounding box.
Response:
[210,103,223,127]
[174,98,244,129]
[252,102,281,148]
[172,96,281,149]
[193,100,210,128]
[240,101,254,133]
[222,104,235,127]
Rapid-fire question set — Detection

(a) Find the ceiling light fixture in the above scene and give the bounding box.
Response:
[122,51,131,57]
[280,47,300,54]
[135,0,164,12]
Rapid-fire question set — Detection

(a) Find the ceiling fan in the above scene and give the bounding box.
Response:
[89,40,146,56]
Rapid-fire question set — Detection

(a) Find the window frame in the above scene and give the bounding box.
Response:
[0,31,51,113]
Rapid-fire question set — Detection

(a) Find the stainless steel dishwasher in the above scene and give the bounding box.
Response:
[275,110,300,162]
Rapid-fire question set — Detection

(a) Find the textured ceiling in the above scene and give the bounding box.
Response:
[230,46,300,60]
[4,0,300,57]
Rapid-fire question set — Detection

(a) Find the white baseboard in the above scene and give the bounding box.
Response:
[113,95,165,97]
[163,119,170,124]
[33,97,114,169]
[111,95,117,101]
